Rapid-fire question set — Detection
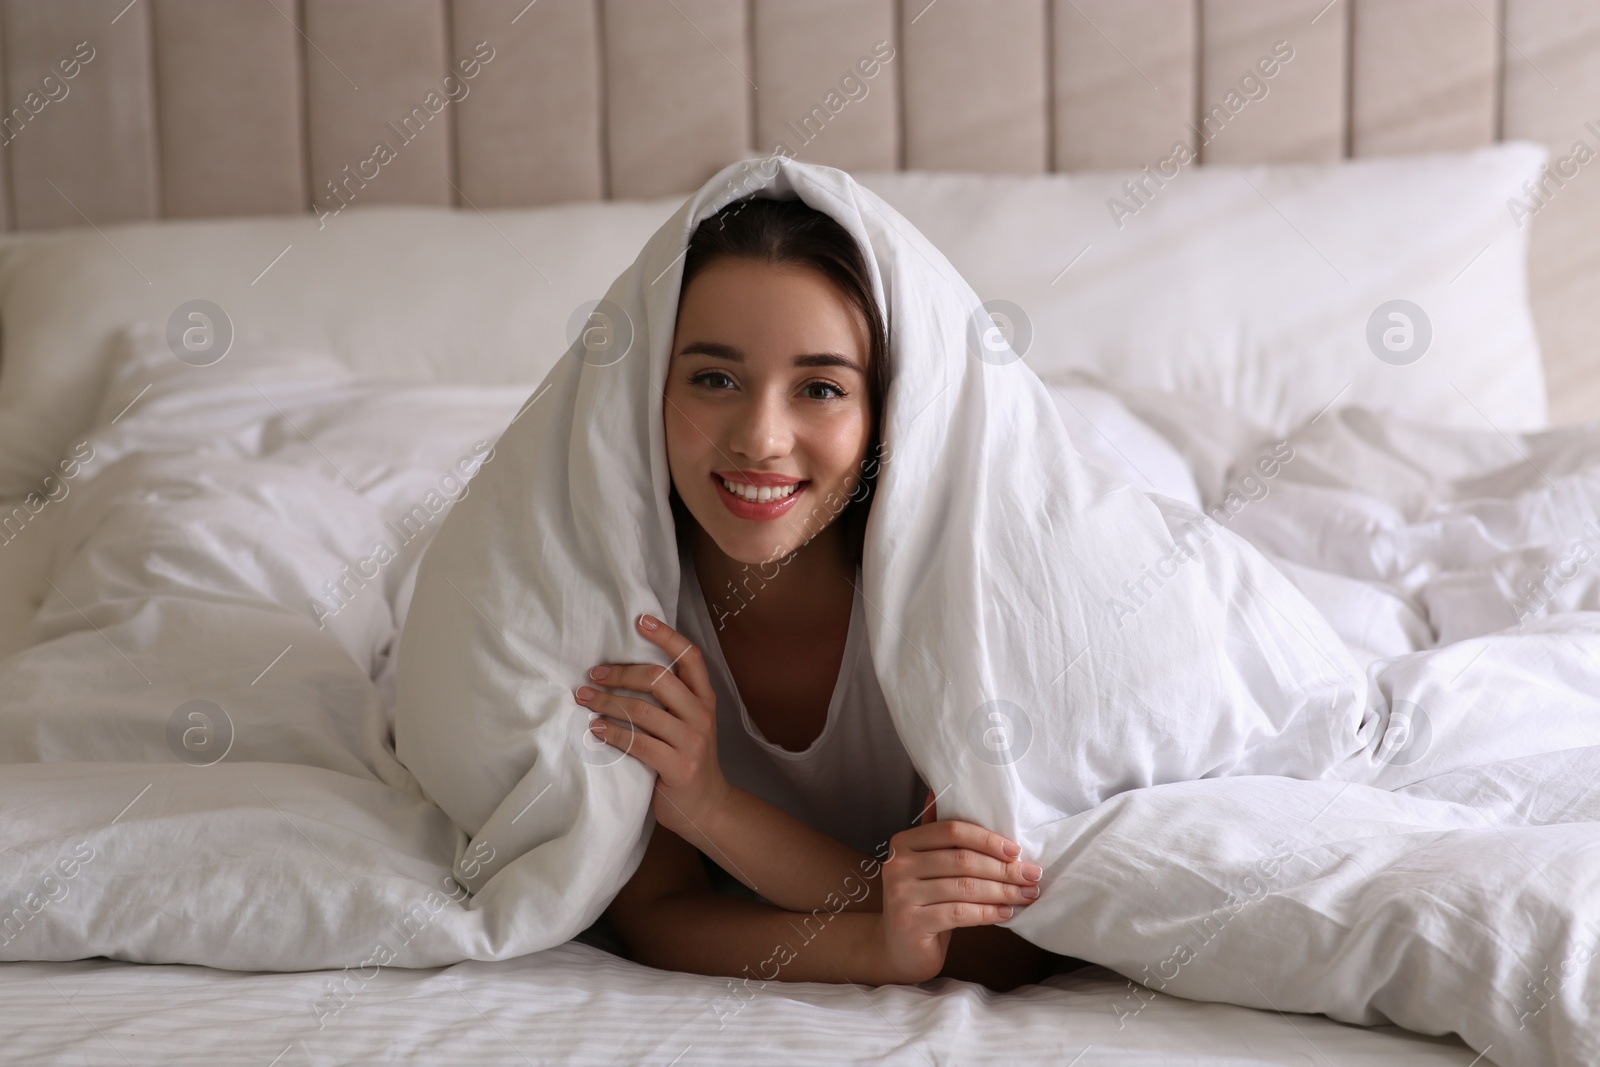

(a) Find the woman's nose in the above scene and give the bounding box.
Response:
[729,390,791,459]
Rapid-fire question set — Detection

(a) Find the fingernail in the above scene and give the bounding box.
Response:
[576,686,595,701]
[590,665,609,680]
[589,720,604,736]
[998,905,1013,919]
[1003,841,1021,859]
[638,613,659,632]
[1023,863,1042,881]
[1022,885,1040,899]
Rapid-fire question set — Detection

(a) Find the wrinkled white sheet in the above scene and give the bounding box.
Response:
[0,163,1597,1067]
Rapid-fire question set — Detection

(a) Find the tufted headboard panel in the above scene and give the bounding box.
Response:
[0,0,1596,417]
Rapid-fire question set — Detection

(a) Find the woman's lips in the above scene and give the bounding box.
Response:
[712,472,807,522]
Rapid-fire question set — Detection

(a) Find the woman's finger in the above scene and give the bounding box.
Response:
[589,715,674,773]
[916,900,1020,930]
[586,661,697,719]
[576,689,687,749]
[636,613,716,705]
[901,846,1041,887]
[903,875,1041,908]
[903,818,1022,864]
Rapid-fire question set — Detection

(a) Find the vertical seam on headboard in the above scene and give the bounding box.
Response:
[296,0,314,214]
[1342,0,1354,158]
[1,0,15,231]
[745,0,755,153]
[894,0,905,170]
[1493,0,1506,142]
[595,0,611,200]
[1042,0,1054,172]
[1192,0,1204,166]
[443,0,459,206]
[145,0,166,217]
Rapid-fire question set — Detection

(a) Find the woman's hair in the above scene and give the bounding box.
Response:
[669,194,890,567]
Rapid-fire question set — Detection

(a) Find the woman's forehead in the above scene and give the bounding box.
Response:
[673,262,871,347]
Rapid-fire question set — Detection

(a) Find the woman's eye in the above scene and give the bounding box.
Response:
[804,381,847,401]
[691,370,736,390]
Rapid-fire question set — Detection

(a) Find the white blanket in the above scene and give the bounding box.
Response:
[0,159,1596,1066]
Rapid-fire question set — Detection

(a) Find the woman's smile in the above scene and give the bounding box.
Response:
[713,471,810,521]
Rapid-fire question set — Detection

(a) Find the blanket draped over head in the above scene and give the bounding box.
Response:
[396,158,1600,1065]
[398,154,1368,902]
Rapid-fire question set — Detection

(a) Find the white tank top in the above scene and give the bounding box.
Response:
[674,546,926,858]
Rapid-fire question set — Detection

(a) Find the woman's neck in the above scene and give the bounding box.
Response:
[688,522,856,634]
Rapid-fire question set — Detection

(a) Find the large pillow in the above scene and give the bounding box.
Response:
[0,200,679,497]
[0,144,1547,497]
[856,141,1548,438]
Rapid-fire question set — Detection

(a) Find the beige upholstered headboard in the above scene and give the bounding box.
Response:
[2,0,1597,419]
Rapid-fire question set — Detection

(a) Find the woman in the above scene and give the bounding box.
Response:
[576,196,1062,989]
[398,153,1356,995]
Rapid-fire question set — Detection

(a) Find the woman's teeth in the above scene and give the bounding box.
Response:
[721,477,800,503]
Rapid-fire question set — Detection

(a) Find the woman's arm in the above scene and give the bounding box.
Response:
[584,612,889,915]
[594,614,1052,987]
[676,782,884,914]
[608,819,886,984]
[609,809,1052,990]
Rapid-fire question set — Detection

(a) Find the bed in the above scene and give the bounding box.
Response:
[2,2,1598,1064]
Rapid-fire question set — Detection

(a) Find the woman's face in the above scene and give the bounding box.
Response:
[665,257,873,567]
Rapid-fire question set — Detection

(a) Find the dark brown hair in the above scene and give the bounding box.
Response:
[668,194,890,566]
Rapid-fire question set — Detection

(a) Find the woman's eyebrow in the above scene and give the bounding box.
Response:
[676,341,864,374]
[795,352,864,374]
[676,341,742,361]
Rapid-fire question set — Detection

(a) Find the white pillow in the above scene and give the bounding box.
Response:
[0,200,681,497]
[857,141,1548,438]
[0,144,1547,497]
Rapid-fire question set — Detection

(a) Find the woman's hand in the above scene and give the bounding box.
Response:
[580,612,731,839]
[868,791,1043,984]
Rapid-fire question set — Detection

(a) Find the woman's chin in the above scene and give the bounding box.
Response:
[701,526,800,569]
[728,540,797,569]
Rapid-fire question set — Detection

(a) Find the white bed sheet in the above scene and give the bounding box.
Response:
[1,943,1477,1065]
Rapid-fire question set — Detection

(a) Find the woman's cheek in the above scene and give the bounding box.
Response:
[662,394,701,479]
[823,417,873,494]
